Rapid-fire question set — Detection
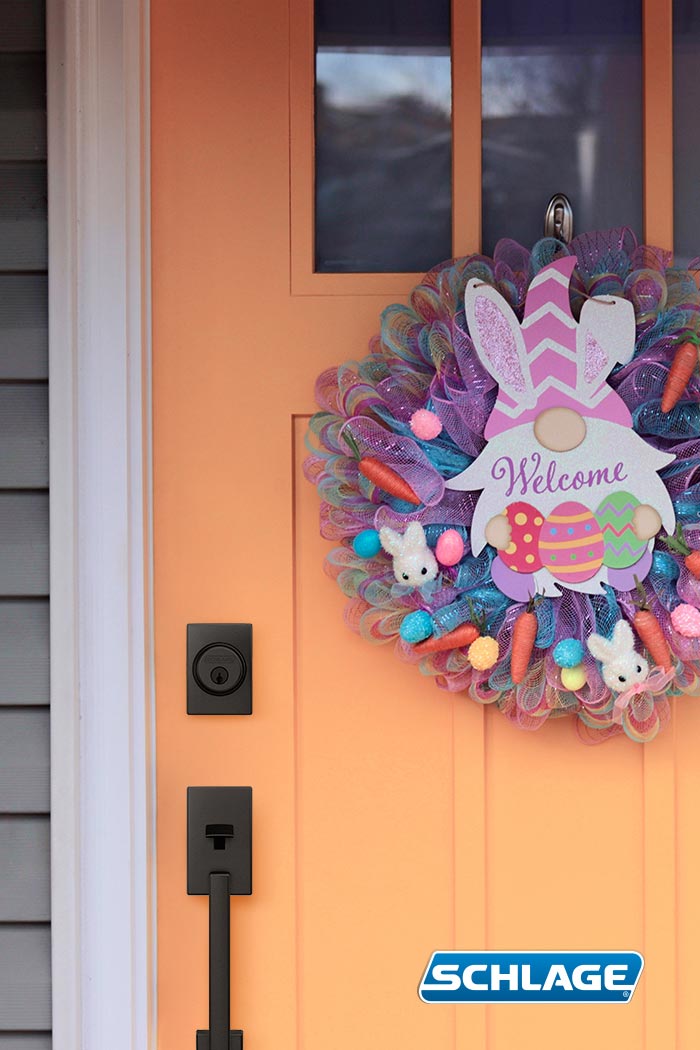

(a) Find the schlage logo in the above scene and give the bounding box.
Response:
[419,951,644,1004]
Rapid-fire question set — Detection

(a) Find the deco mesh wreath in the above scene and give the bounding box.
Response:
[304,229,700,742]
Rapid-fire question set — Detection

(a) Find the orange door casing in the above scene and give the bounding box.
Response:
[151,1,700,1047]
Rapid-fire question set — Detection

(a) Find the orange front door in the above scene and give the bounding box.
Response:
[151,2,700,1048]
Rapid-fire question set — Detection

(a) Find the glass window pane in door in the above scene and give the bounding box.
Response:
[481,1,643,254]
[315,0,452,273]
[674,2,700,266]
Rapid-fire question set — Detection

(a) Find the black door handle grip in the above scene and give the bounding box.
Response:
[209,873,232,1050]
[196,874,243,1050]
[188,787,251,1050]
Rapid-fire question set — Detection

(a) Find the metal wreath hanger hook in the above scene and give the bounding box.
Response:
[544,193,574,245]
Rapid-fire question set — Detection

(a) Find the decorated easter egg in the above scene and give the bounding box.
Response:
[561,664,587,691]
[400,610,434,643]
[435,528,465,566]
[501,501,544,573]
[538,501,604,584]
[595,491,646,569]
[352,529,382,559]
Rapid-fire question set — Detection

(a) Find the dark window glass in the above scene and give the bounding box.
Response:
[481,1,643,254]
[315,0,451,273]
[674,3,700,266]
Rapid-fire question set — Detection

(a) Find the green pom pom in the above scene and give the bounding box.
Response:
[352,529,381,559]
[553,638,585,668]
[400,610,434,643]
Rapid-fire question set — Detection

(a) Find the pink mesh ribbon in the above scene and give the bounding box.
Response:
[612,668,676,724]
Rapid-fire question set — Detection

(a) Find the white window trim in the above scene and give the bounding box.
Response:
[47,1,155,1048]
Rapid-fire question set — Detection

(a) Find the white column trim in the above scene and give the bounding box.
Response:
[47,0,155,1047]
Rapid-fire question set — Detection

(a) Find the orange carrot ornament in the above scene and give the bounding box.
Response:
[511,596,540,684]
[661,337,700,413]
[343,432,421,505]
[412,622,479,655]
[632,577,673,672]
[662,522,700,578]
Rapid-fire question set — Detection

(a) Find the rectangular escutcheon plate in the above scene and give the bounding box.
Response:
[187,787,252,896]
[187,623,252,715]
[196,1030,243,1050]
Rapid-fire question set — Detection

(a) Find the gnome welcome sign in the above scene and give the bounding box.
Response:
[446,257,676,601]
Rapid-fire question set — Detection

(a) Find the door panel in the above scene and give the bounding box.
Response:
[151,1,695,1047]
[294,416,456,1048]
[677,703,700,1048]
[486,724,645,1049]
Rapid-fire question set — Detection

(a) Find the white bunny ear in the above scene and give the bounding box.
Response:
[379,527,404,557]
[402,521,427,553]
[587,632,613,663]
[577,295,635,391]
[611,619,634,653]
[464,279,534,405]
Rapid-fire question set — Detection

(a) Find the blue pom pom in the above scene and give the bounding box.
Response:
[400,610,434,643]
[352,529,382,559]
[553,638,585,668]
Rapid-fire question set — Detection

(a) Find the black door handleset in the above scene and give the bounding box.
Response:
[188,787,252,1050]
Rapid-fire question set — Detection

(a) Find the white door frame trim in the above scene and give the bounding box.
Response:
[47,1,155,1047]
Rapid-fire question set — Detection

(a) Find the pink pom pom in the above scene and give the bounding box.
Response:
[410,409,442,441]
[671,603,700,638]
[435,529,465,567]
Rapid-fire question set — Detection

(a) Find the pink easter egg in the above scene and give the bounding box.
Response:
[538,501,604,584]
[502,501,544,573]
[671,603,700,638]
[410,409,443,441]
[435,529,464,566]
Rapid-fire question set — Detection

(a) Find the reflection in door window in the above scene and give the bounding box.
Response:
[481,2,643,254]
[674,3,700,266]
[315,0,451,273]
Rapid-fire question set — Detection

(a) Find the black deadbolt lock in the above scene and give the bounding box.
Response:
[187,624,252,715]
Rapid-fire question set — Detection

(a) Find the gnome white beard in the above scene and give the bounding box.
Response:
[446,417,676,565]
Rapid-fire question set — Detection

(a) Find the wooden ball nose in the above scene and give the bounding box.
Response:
[533,407,587,452]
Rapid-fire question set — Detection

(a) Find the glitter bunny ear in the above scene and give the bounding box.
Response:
[464,278,535,409]
[577,294,635,394]
[401,521,428,553]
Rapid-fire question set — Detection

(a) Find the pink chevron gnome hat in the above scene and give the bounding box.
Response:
[464,256,636,440]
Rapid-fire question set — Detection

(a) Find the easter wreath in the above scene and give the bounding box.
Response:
[304,229,700,742]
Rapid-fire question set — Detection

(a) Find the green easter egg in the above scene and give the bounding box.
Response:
[596,491,646,570]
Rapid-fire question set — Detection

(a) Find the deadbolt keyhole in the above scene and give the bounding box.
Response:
[210,666,229,686]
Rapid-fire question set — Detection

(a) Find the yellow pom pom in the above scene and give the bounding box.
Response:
[468,635,499,671]
[561,664,587,691]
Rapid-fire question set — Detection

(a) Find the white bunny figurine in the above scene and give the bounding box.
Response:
[379,522,439,588]
[586,620,649,692]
